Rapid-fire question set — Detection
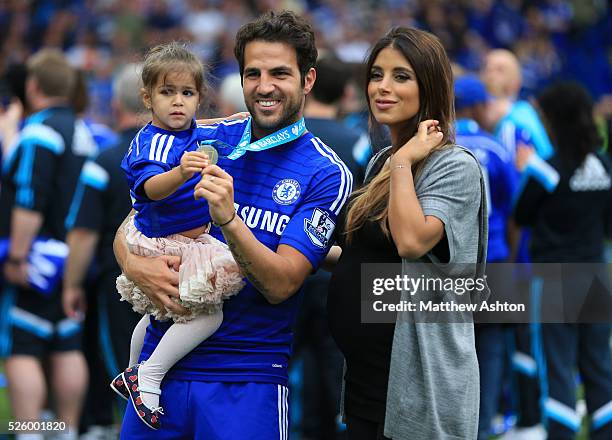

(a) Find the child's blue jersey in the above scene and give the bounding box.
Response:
[139,118,353,385]
[121,121,211,237]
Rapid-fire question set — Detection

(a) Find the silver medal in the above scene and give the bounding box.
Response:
[197,143,218,165]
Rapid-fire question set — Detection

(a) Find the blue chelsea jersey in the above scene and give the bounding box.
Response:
[457,119,517,262]
[121,121,211,237]
[140,118,353,385]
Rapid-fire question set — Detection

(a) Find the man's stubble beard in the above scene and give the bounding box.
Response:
[246,96,304,136]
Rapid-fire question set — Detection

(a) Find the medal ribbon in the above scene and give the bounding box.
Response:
[199,117,306,160]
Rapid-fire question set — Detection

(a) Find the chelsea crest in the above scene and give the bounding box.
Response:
[273,179,301,205]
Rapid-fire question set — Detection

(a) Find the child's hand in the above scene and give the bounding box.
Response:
[180,151,210,180]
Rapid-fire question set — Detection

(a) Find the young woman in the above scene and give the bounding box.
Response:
[327,27,488,439]
[514,82,612,440]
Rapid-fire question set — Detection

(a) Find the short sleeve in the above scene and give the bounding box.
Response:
[65,158,109,231]
[416,149,482,264]
[121,133,174,198]
[513,155,559,226]
[495,156,519,217]
[12,123,65,211]
[279,163,353,270]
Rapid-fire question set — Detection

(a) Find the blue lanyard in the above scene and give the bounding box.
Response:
[200,117,306,160]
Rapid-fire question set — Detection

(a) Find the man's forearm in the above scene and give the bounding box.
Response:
[113,210,134,272]
[9,207,43,259]
[220,216,303,304]
[64,229,99,288]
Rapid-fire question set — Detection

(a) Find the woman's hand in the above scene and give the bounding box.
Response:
[392,119,443,166]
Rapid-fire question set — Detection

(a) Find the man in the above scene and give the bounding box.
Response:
[293,55,370,440]
[114,11,351,439]
[482,49,553,161]
[62,64,146,436]
[217,72,248,116]
[0,49,87,440]
[454,75,517,440]
[304,56,370,185]
[482,49,551,439]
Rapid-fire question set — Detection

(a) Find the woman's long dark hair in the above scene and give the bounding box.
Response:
[537,82,601,167]
[345,27,455,242]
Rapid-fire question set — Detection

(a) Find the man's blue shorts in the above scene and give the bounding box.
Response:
[120,380,290,439]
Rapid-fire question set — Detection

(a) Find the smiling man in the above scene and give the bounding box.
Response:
[114,10,352,440]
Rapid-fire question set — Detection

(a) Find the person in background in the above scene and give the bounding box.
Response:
[482,49,553,439]
[217,72,247,116]
[304,56,370,185]
[514,82,612,440]
[0,49,87,440]
[454,75,517,439]
[292,55,372,440]
[62,63,147,438]
[0,64,28,171]
[482,49,553,162]
[64,64,114,438]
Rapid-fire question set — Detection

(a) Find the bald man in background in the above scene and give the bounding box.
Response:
[482,50,551,440]
[481,49,553,160]
[217,73,247,116]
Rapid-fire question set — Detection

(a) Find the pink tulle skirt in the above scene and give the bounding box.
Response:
[116,218,244,323]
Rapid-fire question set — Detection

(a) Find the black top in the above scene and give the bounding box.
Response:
[514,151,612,262]
[70,127,139,275]
[305,117,367,185]
[327,204,400,422]
[0,106,79,240]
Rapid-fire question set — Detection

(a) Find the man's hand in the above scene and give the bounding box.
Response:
[124,253,186,315]
[62,285,86,320]
[194,165,236,226]
[516,143,535,171]
[3,260,28,287]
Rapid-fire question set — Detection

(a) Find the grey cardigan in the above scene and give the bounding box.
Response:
[343,145,489,440]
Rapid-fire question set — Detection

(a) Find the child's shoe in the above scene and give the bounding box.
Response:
[109,372,129,400]
[122,363,164,430]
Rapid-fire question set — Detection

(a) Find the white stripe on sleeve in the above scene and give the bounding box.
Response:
[311,138,353,214]
[161,135,175,163]
[149,133,161,161]
[155,135,167,162]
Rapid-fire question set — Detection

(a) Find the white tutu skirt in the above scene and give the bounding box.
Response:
[116,218,245,323]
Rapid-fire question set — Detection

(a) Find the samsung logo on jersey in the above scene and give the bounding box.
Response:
[235,203,290,235]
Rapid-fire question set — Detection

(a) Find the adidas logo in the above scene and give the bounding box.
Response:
[569,154,611,192]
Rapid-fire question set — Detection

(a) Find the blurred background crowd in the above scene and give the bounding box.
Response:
[0,0,610,124]
[0,1,611,440]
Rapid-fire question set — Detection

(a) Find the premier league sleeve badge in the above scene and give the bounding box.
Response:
[304,208,335,248]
